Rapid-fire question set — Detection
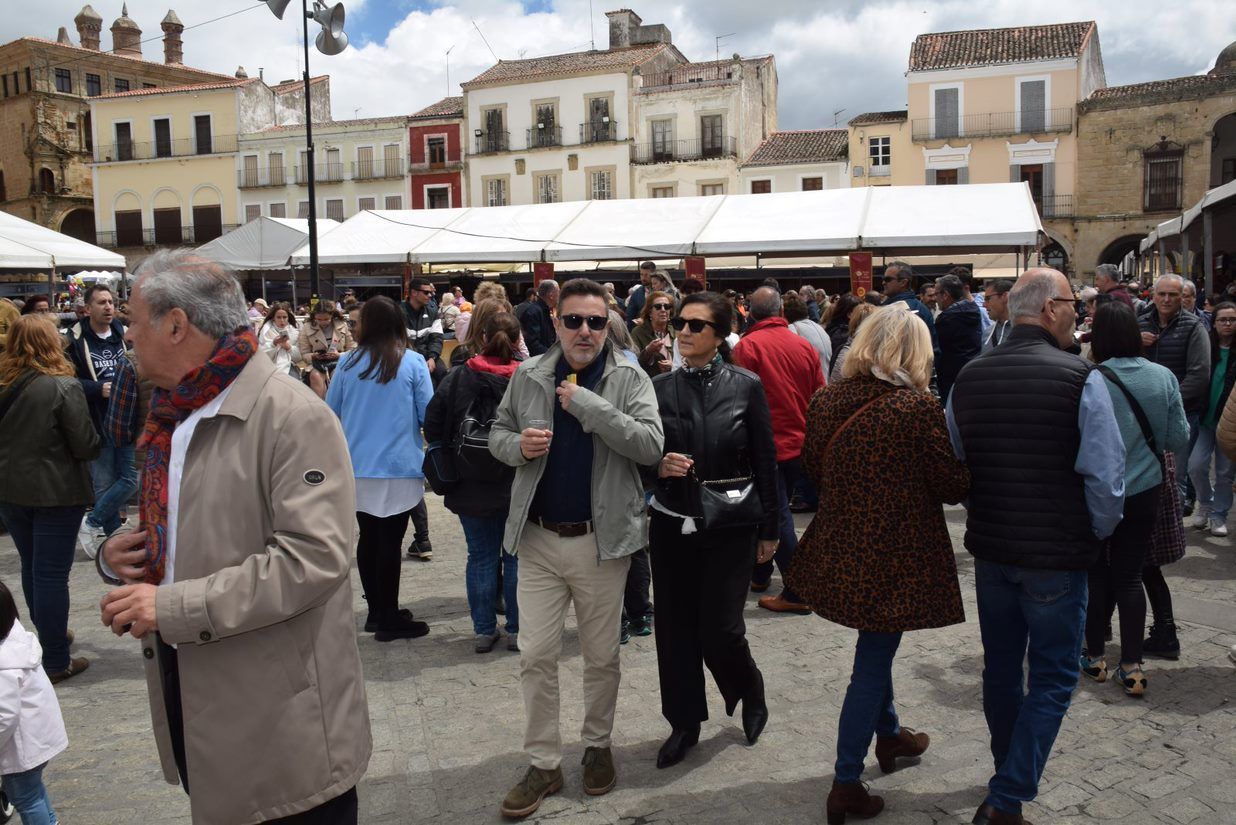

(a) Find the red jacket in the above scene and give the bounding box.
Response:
[732,317,824,461]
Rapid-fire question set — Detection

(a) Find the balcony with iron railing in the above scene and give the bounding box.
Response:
[526,125,564,149]
[911,108,1073,141]
[473,131,509,155]
[409,157,463,172]
[1036,193,1073,219]
[351,158,404,180]
[640,64,738,90]
[579,120,619,144]
[96,224,240,248]
[631,137,737,164]
[237,167,288,188]
[94,135,239,163]
[294,163,345,185]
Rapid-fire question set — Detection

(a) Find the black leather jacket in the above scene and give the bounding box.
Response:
[651,362,780,540]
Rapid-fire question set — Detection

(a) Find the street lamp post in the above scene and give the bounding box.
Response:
[266,0,348,307]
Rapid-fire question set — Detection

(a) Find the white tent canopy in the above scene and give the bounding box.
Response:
[194,217,340,270]
[289,183,1043,267]
[1140,178,1236,253]
[0,210,125,271]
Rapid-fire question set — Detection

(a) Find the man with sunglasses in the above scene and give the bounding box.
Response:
[881,261,938,352]
[490,278,663,819]
[401,276,444,387]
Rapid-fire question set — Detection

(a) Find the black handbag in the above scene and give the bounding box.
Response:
[692,471,764,530]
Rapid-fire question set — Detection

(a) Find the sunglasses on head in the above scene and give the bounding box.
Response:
[651,302,673,311]
[669,316,722,334]
[561,314,608,331]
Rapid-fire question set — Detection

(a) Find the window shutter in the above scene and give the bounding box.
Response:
[934,88,958,138]
[1010,164,1019,183]
[958,167,969,185]
[1020,81,1045,132]
[926,169,937,185]
[1042,162,1055,199]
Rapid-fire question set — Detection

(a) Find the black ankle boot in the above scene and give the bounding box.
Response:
[742,671,769,745]
[1143,622,1180,660]
[655,725,700,768]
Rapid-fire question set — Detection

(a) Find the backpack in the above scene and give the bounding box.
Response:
[455,376,514,483]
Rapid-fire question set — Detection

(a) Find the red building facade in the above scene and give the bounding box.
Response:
[408,96,464,209]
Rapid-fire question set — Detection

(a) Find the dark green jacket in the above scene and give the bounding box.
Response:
[0,373,99,507]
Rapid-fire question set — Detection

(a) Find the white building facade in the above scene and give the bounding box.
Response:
[739,129,850,194]
[236,116,409,223]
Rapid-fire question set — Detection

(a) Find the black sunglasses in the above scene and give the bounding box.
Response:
[561,314,608,331]
[651,302,673,311]
[670,316,722,334]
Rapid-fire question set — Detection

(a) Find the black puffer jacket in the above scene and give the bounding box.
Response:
[423,358,516,519]
[650,362,780,540]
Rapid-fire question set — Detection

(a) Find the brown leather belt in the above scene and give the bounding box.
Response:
[532,516,594,538]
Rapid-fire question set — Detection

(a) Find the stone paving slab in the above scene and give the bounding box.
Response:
[5,500,1233,824]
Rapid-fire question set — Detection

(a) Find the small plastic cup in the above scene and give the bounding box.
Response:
[529,418,551,433]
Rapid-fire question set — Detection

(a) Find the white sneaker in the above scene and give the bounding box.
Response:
[1230,645,1236,666]
[1209,518,1229,537]
[1188,509,1210,530]
[77,516,99,558]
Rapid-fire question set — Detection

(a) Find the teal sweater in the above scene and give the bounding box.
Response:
[1099,357,1191,496]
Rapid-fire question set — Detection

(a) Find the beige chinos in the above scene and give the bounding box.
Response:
[517,522,632,770]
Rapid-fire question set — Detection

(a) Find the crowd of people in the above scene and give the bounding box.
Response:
[0,253,1232,825]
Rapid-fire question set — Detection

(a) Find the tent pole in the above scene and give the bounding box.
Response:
[1158,239,1168,275]
[291,269,298,310]
[1181,233,1190,284]
[261,273,268,302]
[1204,211,1215,297]
[48,266,55,298]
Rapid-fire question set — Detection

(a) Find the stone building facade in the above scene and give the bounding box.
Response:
[1073,43,1236,277]
[0,5,233,241]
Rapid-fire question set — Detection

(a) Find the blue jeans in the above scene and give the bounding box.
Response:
[975,559,1087,816]
[88,443,138,535]
[459,515,518,636]
[2,762,57,825]
[1187,424,1236,521]
[752,457,803,603]
[0,505,83,672]
[835,631,902,783]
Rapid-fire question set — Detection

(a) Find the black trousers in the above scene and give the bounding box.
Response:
[1086,485,1159,663]
[356,509,411,625]
[623,547,652,621]
[650,511,762,729]
[158,640,358,824]
[410,499,430,544]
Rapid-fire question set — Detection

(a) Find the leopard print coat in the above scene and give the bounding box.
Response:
[786,374,969,632]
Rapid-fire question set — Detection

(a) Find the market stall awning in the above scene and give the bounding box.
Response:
[0,210,125,271]
[195,217,339,270]
[289,183,1044,266]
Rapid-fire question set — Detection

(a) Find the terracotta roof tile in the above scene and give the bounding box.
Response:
[92,76,258,99]
[462,43,669,89]
[848,110,907,126]
[14,35,233,80]
[411,96,464,119]
[743,130,848,166]
[909,22,1094,72]
[271,75,329,95]
[1084,73,1236,106]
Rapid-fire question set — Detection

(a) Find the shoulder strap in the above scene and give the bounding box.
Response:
[824,389,893,458]
[1096,365,1157,454]
[0,371,39,427]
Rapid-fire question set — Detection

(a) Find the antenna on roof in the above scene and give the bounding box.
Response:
[833,108,846,127]
[445,44,455,95]
[472,19,499,62]
[715,32,736,63]
[589,0,595,51]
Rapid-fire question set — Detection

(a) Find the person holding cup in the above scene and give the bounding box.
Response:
[632,291,676,377]
[646,291,780,769]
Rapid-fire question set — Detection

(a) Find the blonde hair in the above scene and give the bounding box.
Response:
[841,305,933,390]
[0,315,76,385]
[473,281,507,305]
[848,302,875,335]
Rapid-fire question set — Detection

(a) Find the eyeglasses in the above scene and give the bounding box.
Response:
[1049,296,1075,306]
[1216,317,1236,325]
[560,314,608,331]
[651,303,673,311]
[670,316,722,334]
[415,289,434,296]
[881,276,900,283]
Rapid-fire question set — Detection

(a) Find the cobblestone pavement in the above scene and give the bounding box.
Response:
[7,500,1234,824]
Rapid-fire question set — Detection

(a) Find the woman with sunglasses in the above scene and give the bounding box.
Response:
[647,292,779,769]
[631,291,675,377]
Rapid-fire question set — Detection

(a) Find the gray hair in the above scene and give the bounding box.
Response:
[886,260,914,280]
[749,286,782,321]
[1094,263,1120,283]
[1182,279,1197,296]
[935,274,965,301]
[537,279,559,300]
[1079,286,1099,302]
[1009,269,1060,320]
[133,248,248,338]
[1154,274,1184,292]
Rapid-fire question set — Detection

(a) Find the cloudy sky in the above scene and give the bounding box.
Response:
[16,1,1235,128]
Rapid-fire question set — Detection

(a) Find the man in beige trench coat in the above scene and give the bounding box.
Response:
[97,249,371,825]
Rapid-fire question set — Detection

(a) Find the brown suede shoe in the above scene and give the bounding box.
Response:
[47,657,89,685]
[826,780,884,824]
[875,727,929,773]
[972,803,1033,825]
[757,594,811,614]
[499,766,563,819]
[581,746,616,795]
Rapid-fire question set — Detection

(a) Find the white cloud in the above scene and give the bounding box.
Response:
[12,1,1234,128]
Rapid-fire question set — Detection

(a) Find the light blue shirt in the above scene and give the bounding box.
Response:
[326,348,433,479]
[946,370,1126,540]
[971,293,994,336]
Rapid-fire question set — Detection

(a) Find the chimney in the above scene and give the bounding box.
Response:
[235,66,248,79]
[110,4,143,58]
[162,10,184,65]
[74,5,102,51]
[57,27,72,45]
[605,9,642,49]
